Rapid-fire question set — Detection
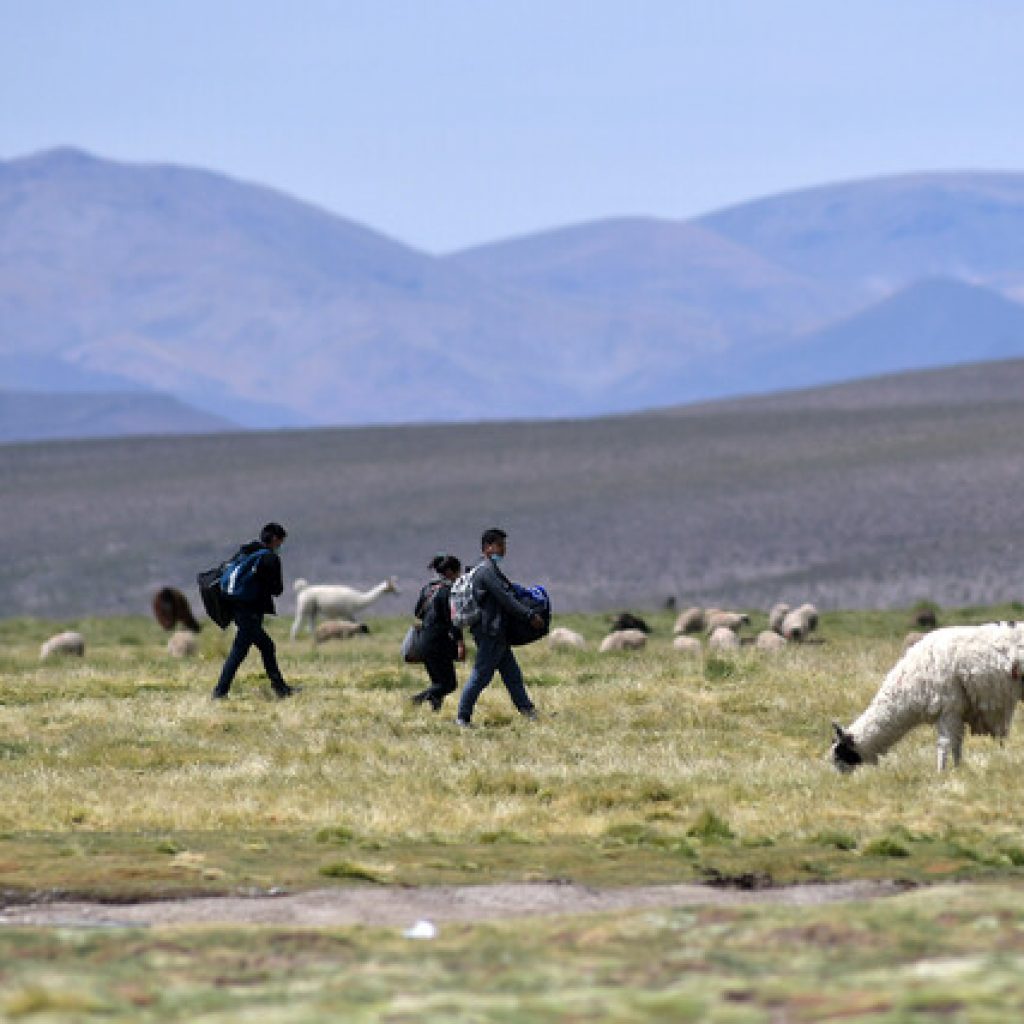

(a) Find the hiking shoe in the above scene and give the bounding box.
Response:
[456,717,474,728]
[429,696,444,712]
[520,708,539,721]
[274,685,301,699]
[210,690,229,701]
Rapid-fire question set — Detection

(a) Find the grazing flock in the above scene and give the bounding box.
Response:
[33,578,1024,773]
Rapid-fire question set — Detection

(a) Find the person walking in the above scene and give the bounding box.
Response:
[212,522,298,700]
[456,527,544,727]
[410,553,465,711]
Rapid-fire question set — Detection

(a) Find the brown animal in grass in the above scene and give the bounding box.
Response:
[152,587,202,632]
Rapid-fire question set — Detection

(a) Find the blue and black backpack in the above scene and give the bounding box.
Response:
[219,549,268,604]
[506,583,551,646]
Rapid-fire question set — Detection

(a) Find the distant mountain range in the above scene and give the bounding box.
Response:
[4,149,1024,436]
[0,390,236,443]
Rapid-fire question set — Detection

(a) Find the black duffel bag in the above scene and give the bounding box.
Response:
[506,584,551,646]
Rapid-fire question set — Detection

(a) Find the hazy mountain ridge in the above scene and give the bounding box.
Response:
[0,390,237,442]
[5,149,1024,433]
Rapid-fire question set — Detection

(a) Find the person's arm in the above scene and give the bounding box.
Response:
[477,563,534,622]
[260,551,284,597]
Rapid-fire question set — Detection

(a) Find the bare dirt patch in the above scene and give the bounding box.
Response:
[0,880,905,928]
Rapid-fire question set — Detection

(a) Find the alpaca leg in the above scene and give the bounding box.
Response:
[936,709,964,771]
[290,599,308,641]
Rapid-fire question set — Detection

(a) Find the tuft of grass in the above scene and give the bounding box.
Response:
[702,655,735,681]
[315,826,357,846]
[815,830,858,851]
[687,809,735,843]
[862,837,911,859]
[318,859,387,882]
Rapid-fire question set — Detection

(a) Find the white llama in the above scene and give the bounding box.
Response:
[290,576,399,639]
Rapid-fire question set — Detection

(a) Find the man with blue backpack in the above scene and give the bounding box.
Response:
[212,522,298,700]
[454,527,545,727]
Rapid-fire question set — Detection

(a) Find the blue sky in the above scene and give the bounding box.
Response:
[4,1,1024,252]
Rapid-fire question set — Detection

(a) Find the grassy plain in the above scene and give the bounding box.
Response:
[4,606,1024,1020]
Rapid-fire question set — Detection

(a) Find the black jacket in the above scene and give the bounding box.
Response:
[415,579,463,660]
[228,540,284,615]
[471,558,533,639]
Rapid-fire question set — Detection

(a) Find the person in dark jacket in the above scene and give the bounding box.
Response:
[410,553,465,711]
[212,522,298,700]
[456,527,544,727]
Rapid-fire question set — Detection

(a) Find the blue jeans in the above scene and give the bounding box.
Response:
[457,632,534,722]
[215,607,288,696]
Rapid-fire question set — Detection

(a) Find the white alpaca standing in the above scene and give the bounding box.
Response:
[831,622,1024,772]
[290,577,399,639]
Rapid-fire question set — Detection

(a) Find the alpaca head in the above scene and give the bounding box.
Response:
[829,721,863,773]
[293,579,309,593]
[385,576,400,595]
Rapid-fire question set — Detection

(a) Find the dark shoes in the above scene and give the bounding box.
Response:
[455,717,474,728]
[520,707,539,721]
[211,685,300,700]
[412,691,444,712]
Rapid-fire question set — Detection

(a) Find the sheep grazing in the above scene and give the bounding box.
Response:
[672,636,702,656]
[610,612,650,634]
[40,631,85,660]
[782,603,819,642]
[673,607,706,635]
[291,576,399,640]
[314,619,370,645]
[167,630,199,658]
[755,630,787,652]
[547,627,586,651]
[599,629,647,653]
[830,622,1024,772]
[768,603,791,635]
[708,627,740,651]
[706,611,750,635]
[152,587,202,632]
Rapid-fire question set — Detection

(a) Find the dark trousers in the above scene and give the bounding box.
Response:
[457,631,534,722]
[215,607,288,696]
[413,654,458,708]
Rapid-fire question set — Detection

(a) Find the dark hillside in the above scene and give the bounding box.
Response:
[4,360,1024,619]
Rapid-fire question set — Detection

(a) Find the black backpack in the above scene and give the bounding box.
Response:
[196,562,232,630]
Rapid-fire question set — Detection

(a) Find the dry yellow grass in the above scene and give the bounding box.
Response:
[3,607,1024,884]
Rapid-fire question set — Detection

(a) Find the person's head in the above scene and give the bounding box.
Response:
[480,527,507,562]
[429,553,462,581]
[260,522,287,550]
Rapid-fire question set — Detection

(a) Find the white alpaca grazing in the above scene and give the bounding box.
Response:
[291,577,399,639]
[599,629,647,653]
[830,622,1024,772]
[547,627,586,651]
[40,631,85,660]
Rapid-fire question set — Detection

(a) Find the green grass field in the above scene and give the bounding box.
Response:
[3,605,1024,1020]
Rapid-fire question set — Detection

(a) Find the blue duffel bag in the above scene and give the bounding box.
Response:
[506,584,551,646]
